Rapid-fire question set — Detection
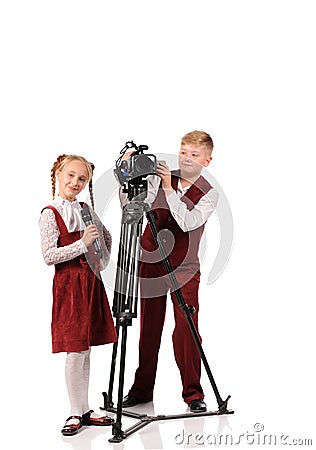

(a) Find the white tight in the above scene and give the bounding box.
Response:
[65,349,91,417]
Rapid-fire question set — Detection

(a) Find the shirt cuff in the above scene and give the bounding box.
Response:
[80,238,88,253]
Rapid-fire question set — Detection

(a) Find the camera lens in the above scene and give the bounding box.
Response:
[134,155,155,174]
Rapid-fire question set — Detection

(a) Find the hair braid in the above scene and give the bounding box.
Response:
[89,180,95,210]
[51,154,67,199]
[88,162,95,209]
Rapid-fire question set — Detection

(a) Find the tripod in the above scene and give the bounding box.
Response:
[101,195,234,443]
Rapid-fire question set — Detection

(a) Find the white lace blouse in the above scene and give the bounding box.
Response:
[39,196,111,270]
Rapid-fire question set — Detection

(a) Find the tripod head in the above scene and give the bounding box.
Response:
[114,141,158,201]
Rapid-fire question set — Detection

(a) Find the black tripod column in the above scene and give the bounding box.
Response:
[102,201,149,442]
[145,210,231,412]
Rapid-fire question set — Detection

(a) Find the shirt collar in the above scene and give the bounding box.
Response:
[177,179,190,194]
[55,195,80,208]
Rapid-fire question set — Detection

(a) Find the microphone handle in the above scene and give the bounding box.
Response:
[93,238,102,258]
[83,218,102,258]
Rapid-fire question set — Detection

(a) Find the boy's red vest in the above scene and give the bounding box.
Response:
[140,170,212,273]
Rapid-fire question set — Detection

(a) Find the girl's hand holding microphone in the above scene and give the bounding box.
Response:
[82,225,99,248]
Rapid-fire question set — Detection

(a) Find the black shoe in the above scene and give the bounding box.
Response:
[122,394,152,408]
[189,399,207,413]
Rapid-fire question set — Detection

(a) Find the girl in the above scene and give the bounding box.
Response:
[39,154,117,436]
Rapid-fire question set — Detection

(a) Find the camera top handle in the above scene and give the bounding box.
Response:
[115,141,149,169]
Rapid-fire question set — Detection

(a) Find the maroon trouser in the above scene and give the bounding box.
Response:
[128,267,204,404]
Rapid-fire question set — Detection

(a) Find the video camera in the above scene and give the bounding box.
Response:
[114,141,157,200]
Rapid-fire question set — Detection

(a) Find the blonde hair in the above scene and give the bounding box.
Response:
[181,130,214,154]
[51,154,96,209]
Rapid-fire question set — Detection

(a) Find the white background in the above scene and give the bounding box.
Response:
[0,1,315,449]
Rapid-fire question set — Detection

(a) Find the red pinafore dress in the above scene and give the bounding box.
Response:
[44,205,117,353]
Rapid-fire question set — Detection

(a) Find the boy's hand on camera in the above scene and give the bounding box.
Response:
[82,225,100,248]
[121,151,134,161]
[157,162,173,195]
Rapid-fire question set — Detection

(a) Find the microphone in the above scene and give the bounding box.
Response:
[81,207,102,258]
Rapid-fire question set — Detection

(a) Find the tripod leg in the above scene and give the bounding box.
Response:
[103,220,129,409]
[101,319,121,409]
[179,301,229,409]
[109,324,128,443]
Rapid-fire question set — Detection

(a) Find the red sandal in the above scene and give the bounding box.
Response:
[82,410,114,426]
[61,415,83,436]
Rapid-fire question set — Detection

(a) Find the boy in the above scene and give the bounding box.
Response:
[119,130,218,412]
